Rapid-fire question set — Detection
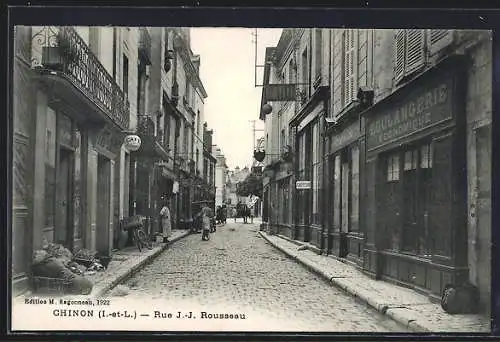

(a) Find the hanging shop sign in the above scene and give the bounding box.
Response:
[124,134,142,152]
[296,180,311,189]
[263,84,297,102]
[366,75,453,150]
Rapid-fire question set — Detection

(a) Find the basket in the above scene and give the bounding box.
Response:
[31,276,73,294]
[72,257,96,268]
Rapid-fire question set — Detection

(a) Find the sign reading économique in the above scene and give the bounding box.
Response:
[330,121,361,152]
[264,84,297,101]
[296,181,311,189]
[366,76,453,150]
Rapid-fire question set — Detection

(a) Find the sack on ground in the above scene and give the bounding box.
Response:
[441,282,479,314]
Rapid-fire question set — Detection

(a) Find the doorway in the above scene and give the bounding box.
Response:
[55,147,73,249]
[96,154,111,256]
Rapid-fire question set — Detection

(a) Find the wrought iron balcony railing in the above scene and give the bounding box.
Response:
[31,26,130,130]
[138,27,152,65]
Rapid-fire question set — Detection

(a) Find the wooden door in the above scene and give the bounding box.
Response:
[341,161,350,233]
[55,148,71,246]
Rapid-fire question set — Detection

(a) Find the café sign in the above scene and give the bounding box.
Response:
[366,76,453,150]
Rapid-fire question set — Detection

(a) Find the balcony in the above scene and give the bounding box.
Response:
[31,26,130,131]
[138,27,152,65]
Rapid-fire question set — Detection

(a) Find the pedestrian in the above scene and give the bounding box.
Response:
[198,204,213,241]
[160,198,172,243]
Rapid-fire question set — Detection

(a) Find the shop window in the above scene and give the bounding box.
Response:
[350,146,360,232]
[385,143,434,256]
[387,154,400,181]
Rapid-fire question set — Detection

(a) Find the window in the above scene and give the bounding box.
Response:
[164,115,170,149]
[314,29,322,80]
[183,123,189,154]
[301,48,309,98]
[288,59,295,83]
[387,154,400,181]
[342,29,358,107]
[163,28,170,72]
[350,146,360,232]
[280,129,286,152]
[185,82,191,105]
[384,142,434,256]
[122,54,129,99]
[394,29,426,84]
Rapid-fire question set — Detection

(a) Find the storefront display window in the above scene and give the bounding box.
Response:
[385,142,433,256]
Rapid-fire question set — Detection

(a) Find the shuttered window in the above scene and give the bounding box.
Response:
[428,29,454,55]
[342,29,358,107]
[405,29,426,74]
[394,29,426,84]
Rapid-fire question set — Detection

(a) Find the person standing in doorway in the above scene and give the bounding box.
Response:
[160,198,172,243]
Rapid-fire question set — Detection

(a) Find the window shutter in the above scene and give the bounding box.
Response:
[428,29,454,55]
[431,134,453,257]
[343,30,351,106]
[405,29,426,74]
[393,29,405,84]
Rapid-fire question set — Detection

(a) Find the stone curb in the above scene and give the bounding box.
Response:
[258,231,428,333]
[91,231,191,298]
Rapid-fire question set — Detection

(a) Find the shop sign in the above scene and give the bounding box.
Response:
[366,76,453,150]
[330,121,361,152]
[296,180,311,189]
[124,134,142,152]
[264,84,297,102]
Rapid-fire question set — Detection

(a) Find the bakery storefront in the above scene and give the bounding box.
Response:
[362,62,468,298]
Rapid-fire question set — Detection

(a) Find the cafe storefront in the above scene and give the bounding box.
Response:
[362,59,468,299]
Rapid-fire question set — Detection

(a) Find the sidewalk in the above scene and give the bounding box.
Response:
[88,229,190,298]
[259,231,490,333]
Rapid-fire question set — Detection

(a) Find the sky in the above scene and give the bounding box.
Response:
[190,28,282,170]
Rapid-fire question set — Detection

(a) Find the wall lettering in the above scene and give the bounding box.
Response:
[366,77,453,150]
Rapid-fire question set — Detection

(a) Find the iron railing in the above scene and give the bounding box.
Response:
[31,26,130,130]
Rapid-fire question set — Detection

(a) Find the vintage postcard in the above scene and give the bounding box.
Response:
[10,24,492,333]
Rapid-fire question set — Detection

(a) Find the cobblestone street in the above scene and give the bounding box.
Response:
[121,221,409,332]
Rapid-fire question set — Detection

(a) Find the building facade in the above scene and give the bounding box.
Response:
[259,28,491,314]
[213,145,228,207]
[12,26,137,294]
[11,26,216,295]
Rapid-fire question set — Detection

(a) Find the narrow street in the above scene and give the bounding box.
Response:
[121,221,408,332]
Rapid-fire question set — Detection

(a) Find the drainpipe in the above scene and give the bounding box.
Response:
[112,28,117,81]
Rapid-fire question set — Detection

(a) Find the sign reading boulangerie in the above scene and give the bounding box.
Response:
[366,76,454,150]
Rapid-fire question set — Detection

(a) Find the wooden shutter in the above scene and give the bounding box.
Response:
[343,29,358,106]
[405,29,426,74]
[393,29,406,84]
[428,29,454,55]
[431,134,453,257]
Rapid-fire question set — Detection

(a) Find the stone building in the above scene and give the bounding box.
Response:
[259,28,491,314]
[12,26,138,294]
[11,25,216,295]
[213,145,229,207]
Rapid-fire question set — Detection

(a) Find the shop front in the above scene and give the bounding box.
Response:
[291,93,326,247]
[362,59,467,298]
[323,116,363,265]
